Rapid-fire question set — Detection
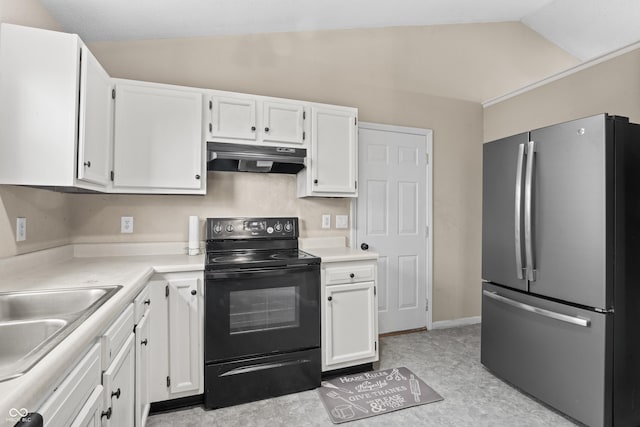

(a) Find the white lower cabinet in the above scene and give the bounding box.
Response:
[134,286,151,427]
[39,344,102,427]
[102,333,135,427]
[321,260,378,372]
[148,271,204,402]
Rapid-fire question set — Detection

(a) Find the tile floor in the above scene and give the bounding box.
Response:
[147,324,578,426]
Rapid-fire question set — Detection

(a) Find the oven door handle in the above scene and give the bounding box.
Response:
[220,358,312,377]
[206,263,318,279]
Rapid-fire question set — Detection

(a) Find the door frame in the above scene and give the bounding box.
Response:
[350,122,434,331]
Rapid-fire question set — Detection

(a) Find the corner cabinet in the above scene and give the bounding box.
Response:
[297,105,358,197]
[0,23,112,191]
[148,271,204,403]
[321,260,378,372]
[112,81,206,194]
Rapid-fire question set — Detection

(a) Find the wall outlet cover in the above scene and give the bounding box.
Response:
[322,214,331,229]
[121,216,134,233]
[335,215,349,229]
[16,217,26,241]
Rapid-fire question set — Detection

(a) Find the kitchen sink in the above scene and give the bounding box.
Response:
[0,285,121,381]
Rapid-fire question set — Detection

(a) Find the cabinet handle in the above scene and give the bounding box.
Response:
[144,299,151,305]
[195,174,201,180]
[349,273,355,278]
[264,127,270,132]
[327,296,333,301]
[251,126,256,132]
[191,289,197,295]
[141,339,148,346]
[101,408,112,420]
[84,161,91,167]
[111,388,121,399]
[313,179,318,185]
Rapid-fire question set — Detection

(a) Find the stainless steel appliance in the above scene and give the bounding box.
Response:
[203,217,321,409]
[481,114,640,427]
[207,142,306,173]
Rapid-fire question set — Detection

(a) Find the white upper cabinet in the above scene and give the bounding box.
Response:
[297,105,358,197]
[77,45,113,186]
[112,81,206,194]
[262,101,306,145]
[0,24,112,191]
[209,95,257,141]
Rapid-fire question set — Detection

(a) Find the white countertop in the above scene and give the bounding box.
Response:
[0,245,204,426]
[300,236,378,263]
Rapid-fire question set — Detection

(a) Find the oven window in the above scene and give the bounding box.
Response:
[229,286,300,334]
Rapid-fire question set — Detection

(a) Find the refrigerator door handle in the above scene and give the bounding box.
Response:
[483,290,591,327]
[524,140,537,281]
[514,143,526,280]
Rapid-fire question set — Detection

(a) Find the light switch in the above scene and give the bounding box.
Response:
[335,215,349,229]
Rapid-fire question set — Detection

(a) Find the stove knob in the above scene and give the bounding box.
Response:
[284,222,292,232]
[225,224,234,232]
[213,223,222,234]
[274,222,283,232]
[267,226,274,234]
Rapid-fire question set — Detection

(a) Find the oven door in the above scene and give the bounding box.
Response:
[205,263,320,362]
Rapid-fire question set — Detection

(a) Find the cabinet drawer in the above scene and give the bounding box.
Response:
[70,384,103,427]
[101,304,134,370]
[324,263,375,285]
[133,285,151,325]
[39,344,101,427]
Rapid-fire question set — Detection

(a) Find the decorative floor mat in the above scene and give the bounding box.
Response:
[318,367,443,424]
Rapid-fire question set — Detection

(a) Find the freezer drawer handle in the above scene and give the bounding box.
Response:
[524,140,537,281]
[514,142,526,280]
[483,290,590,327]
[219,358,312,377]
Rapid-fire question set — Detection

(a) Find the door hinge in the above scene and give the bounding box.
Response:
[166,376,171,387]
[374,286,376,296]
[374,341,377,351]
[110,171,114,181]
[303,110,306,120]
[209,123,213,133]
[209,100,212,110]
[425,226,429,238]
[303,131,306,141]
[425,153,429,164]
[165,285,169,297]
[354,117,358,126]
[355,180,358,190]
[425,298,429,311]
[111,89,116,100]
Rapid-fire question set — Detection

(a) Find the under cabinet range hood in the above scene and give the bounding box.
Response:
[207,142,306,174]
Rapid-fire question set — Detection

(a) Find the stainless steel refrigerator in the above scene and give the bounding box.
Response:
[481,114,640,427]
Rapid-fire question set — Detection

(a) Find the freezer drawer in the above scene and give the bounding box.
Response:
[481,282,612,427]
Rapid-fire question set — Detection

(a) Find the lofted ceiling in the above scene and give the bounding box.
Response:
[39,0,640,61]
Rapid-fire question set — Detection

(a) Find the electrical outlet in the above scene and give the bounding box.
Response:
[321,214,331,229]
[121,216,134,233]
[16,217,26,241]
[335,215,349,229]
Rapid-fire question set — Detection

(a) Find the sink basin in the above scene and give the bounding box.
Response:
[0,287,117,321]
[0,285,121,381]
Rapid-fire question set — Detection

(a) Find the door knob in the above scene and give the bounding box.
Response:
[349,273,355,278]
[361,243,369,250]
[101,408,112,420]
[111,388,121,399]
[84,161,91,167]
[144,299,151,305]
[327,296,333,301]
[141,339,148,346]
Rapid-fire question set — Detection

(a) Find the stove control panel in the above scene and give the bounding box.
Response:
[206,217,298,239]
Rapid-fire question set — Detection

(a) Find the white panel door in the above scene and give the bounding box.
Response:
[262,101,305,144]
[356,123,432,333]
[168,278,200,395]
[209,95,257,140]
[77,45,112,186]
[113,83,203,190]
[325,282,376,367]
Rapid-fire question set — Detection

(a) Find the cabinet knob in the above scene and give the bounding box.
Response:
[191,289,197,295]
[101,408,112,420]
[264,127,270,132]
[361,243,369,250]
[144,299,151,305]
[349,273,355,278]
[195,174,201,180]
[111,388,121,399]
[327,296,333,301]
[141,339,148,346]
[251,126,256,132]
[84,161,91,167]
[313,179,318,185]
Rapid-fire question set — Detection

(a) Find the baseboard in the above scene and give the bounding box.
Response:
[431,316,481,330]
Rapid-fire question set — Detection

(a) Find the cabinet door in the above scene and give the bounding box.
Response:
[113,84,204,191]
[77,45,112,186]
[325,282,376,367]
[103,334,135,427]
[209,95,257,140]
[70,385,103,427]
[168,277,201,395]
[135,311,150,427]
[262,101,305,144]
[311,107,357,194]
